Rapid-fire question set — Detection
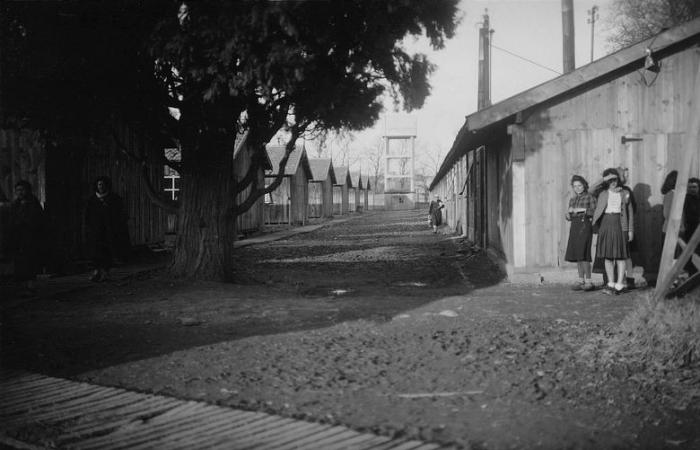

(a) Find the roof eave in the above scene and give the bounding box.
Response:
[430,17,700,190]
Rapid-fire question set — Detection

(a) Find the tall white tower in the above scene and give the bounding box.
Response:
[383,115,417,210]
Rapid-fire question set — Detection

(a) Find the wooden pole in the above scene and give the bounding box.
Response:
[561,0,576,73]
[478,10,492,110]
[654,65,700,300]
[656,223,700,300]
[677,238,700,270]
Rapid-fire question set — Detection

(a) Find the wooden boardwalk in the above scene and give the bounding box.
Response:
[0,371,453,450]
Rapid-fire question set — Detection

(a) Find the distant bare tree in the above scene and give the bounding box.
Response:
[606,0,700,50]
[420,145,444,176]
[364,137,384,200]
[310,129,329,158]
[329,130,359,168]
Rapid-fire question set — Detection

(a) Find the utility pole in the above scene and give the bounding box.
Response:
[587,5,599,63]
[561,0,575,73]
[477,9,492,111]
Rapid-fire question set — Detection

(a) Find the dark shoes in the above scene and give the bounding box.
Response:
[603,284,627,295]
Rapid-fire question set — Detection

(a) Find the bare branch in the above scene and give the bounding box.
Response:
[138,163,179,214]
[231,122,308,216]
[262,123,305,195]
[111,124,183,174]
[233,100,292,196]
[234,174,264,216]
[110,126,179,213]
[233,148,262,195]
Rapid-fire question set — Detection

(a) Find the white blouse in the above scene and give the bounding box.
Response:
[606,190,622,213]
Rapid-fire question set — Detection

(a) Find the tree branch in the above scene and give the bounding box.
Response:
[139,163,179,214]
[234,169,263,216]
[262,122,306,195]
[233,100,291,196]
[110,126,179,213]
[232,122,307,217]
[111,125,183,173]
[233,155,259,196]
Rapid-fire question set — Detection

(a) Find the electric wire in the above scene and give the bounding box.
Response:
[490,43,562,75]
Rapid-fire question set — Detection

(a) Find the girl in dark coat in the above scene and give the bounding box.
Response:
[564,175,596,291]
[85,176,130,281]
[428,196,444,234]
[9,180,45,291]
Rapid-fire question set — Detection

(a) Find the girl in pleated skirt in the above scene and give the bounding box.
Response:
[592,168,634,294]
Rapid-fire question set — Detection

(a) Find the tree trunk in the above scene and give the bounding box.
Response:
[170,133,236,281]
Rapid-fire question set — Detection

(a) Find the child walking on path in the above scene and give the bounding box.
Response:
[565,175,597,291]
[592,168,635,295]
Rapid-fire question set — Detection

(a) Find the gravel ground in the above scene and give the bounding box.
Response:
[3,209,699,449]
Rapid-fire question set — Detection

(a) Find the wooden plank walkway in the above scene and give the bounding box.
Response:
[0,371,454,450]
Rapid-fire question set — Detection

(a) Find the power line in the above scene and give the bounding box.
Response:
[490,43,562,75]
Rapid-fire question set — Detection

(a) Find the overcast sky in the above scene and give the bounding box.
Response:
[314,0,617,176]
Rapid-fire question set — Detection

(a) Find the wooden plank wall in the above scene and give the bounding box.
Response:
[308,182,323,218]
[333,184,349,214]
[0,129,47,265]
[483,135,513,260]
[454,154,467,236]
[332,186,343,215]
[1,123,167,268]
[496,141,513,262]
[322,178,333,217]
[234,145,265,233]
[0,129,46,204]
[432,138,512,259]
[463,152,476,242]
[290,168,308,225]
[85,122,167,251]
[265,177,290,224]
[434,155,456,235]
[520,46,700,273]
[348,188,356,211]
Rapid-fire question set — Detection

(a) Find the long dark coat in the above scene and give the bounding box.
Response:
[85,192,130,263]
[9,196,45,281]
[428,200,443,226]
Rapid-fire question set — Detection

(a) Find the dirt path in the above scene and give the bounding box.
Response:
[2,210,698,449]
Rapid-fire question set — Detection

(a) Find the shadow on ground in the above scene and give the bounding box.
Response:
[1,210,504,377]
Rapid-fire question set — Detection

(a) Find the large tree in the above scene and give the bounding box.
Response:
[607,0,700,50]
[3,1,459,280]
[149,0,459,279]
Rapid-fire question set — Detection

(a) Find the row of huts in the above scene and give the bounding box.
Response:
[428,17,700,281]
[0,124,369,274]
[235,135,371,234]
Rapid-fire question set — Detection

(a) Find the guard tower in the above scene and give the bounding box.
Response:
[383,115,416,210]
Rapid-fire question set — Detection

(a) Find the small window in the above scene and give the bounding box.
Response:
[164,173,180,201]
